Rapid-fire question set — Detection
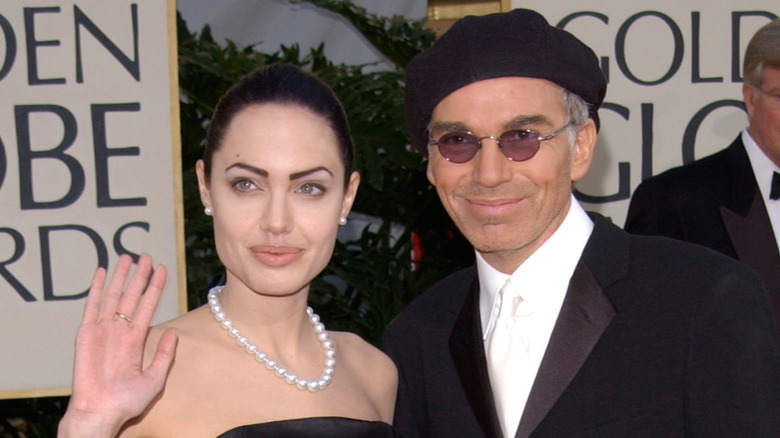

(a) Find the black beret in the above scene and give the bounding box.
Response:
[405,8,607,155]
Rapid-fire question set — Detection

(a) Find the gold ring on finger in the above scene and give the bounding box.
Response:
[115,312,133,324]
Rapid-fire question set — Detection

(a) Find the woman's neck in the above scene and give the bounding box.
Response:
[213,279,313,351]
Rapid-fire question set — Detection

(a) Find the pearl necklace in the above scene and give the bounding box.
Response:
[207,286,335,392]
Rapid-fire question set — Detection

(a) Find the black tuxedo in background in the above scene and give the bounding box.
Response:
[383,214,780,438]
[625,135,780,341]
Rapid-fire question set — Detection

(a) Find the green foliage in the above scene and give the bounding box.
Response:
[177,1,474,347]
[0,396,67,437]
[289,0,436,69]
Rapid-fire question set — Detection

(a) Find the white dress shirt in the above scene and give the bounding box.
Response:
[478,195,594,433]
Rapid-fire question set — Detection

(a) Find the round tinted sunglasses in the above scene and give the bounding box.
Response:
[427,122,572,163]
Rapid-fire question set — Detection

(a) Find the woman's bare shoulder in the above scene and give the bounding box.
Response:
[330,331,398,421]
[123,306,226,436]
[329,331,391,363]
[142,305,213,366]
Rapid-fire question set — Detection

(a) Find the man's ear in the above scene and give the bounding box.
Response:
[571,119,597,182]
[426,146,439,186]
[742,83,756,119]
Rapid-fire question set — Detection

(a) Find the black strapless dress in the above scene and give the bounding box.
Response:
[215,417,396,437]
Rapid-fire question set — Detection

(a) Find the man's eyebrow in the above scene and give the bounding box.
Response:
[289,166,333,181]
[504,115,553,130]
[428,115,554,134]
[428,121,470,133]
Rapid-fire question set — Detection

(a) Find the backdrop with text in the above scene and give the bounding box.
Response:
[0,0,184,399]
[513,0,779,224]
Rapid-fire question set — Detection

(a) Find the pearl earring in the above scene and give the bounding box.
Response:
[204,206,213,215]
[338,217,347,226]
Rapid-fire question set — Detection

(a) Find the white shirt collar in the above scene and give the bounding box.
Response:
[478,195,594,341]
[742,129,780,201]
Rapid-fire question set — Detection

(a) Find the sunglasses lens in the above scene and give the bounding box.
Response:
[436,132,479,163]
[433,129,545,163]
[499,130,540,161]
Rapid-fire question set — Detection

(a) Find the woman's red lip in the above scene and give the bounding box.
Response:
[252,246,301,254]
[251,246,302,267]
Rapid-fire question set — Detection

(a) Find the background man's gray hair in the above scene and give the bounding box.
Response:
[743,18,780,89]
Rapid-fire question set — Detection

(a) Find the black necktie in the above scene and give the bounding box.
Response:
[771,171,780,200]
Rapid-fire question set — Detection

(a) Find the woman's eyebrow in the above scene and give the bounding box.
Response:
[290,166,333,181]
[225,162,268,177]
[224,164,333,181]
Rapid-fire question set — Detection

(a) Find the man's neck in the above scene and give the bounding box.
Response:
[747,125,780,169]
[478,202,572,274]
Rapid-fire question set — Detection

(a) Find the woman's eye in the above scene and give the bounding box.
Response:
[298,183,325,195]
[233,179,256,191]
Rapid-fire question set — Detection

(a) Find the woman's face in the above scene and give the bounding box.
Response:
[197,103,359,297]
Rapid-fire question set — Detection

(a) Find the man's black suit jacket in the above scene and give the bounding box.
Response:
[383,214,780,438]
[625,135,780,341]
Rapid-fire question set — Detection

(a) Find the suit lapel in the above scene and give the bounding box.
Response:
[721,193,780,330]
[516,214,626,437]
[514,260,616,438]
[448,216,625,438]
[720,138,756,217]
[719,138,780,336]
[450,278,503,438]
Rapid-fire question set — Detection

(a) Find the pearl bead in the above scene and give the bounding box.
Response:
[207,286,335,393]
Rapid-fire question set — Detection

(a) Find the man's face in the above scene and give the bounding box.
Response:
[426,77,596,274]
[744,64,780,167]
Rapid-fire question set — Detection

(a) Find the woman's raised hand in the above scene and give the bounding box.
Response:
[59,254,177,437]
